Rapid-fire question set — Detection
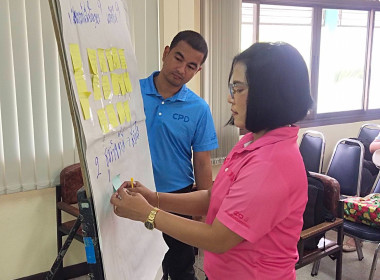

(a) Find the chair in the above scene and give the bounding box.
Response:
[326,138,364,197]
[308,139,364,277]
[358,124,380,161]
[299,130,326,173]
[55,163,88,278]
[342,175,380,280]
[358,123,380,145]
[296,172,343,280]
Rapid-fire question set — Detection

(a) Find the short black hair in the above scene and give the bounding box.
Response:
[227,42,313,133]
[170,30,208,65]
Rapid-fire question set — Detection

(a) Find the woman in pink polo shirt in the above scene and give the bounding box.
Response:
[111,42,313,280]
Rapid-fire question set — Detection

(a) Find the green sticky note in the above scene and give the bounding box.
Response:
[112,174,122,192]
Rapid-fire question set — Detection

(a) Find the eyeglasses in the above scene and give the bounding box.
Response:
[228,82,248,99]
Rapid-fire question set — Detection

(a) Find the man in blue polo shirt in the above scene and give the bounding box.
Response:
[140,30,218,280]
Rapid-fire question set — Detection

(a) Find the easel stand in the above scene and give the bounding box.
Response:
[46,188,104,280]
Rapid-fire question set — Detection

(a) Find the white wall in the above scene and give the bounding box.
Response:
[0,188,86,279]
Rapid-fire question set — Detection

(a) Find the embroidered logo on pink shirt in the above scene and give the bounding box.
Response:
[228,211,250,228]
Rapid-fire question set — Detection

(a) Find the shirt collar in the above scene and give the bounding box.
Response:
[145,71,188,102]
[235,126,300,153]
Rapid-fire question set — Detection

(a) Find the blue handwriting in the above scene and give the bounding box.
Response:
[68,1,100,26]
[107,4,118,24]
[103,122,140,169]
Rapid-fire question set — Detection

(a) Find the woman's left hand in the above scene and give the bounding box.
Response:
[110,187,153,222]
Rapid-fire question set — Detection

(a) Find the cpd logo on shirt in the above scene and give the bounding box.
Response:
[173,113,189,122]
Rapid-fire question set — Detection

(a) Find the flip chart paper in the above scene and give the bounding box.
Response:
[55,1,166,279]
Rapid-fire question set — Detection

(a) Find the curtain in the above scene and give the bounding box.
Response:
[126,0,160,78]
[200,0,242,165]
[0,0,77,194]
[0,0,159,194]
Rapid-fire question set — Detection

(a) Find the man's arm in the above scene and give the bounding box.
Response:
[193,150,213,191]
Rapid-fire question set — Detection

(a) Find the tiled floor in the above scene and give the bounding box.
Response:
[296,232,380,280]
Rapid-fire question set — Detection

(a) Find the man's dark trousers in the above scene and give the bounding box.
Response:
[161,184,197,280]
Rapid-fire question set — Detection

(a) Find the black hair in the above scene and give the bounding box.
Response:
[169,30,208,65]
[227,42,313,133]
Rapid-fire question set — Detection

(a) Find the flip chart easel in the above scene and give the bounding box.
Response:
[48,0,166,278]
[45,187,104,280]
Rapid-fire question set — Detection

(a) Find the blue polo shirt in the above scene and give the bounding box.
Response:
[140,71,218,193]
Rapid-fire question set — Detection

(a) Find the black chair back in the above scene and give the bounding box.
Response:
[299,131,325,173]
[326,138,364,197]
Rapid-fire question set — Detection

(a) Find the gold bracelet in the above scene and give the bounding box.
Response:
[156,192,160,209]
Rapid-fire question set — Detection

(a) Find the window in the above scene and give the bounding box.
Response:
[318,9,367,113]
[242,0,380,127]
[242,3,257,51]
[258,5,313,71]
[369,12,380,109]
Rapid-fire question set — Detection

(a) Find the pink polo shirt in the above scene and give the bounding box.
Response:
[204,126,308,280]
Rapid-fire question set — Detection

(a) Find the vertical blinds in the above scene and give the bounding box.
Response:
[0,0,159,195]
[0,0,77,194]
[201,0,241,165]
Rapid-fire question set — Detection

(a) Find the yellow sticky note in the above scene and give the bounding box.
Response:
[111,73,121,95]
[123,101,131,122]
[106,104,119,129]
[105,48,114,72]
[112,47,121,69]
[74,70,88,92]
[98,49,109,73]
[79,91,91,120]
[102,75,112,99]
[119,74,127,95]
[119,49,127,69]
[123,72,133,93]
[116,102,126,124]
[87,48,98,75]
[69,44,82,72]
[97,108,109,134]
[92,75,102,100]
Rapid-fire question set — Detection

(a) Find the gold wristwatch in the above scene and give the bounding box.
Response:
[144,207,159,230]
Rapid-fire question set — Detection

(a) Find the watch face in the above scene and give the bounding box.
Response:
[144,221,154,230]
